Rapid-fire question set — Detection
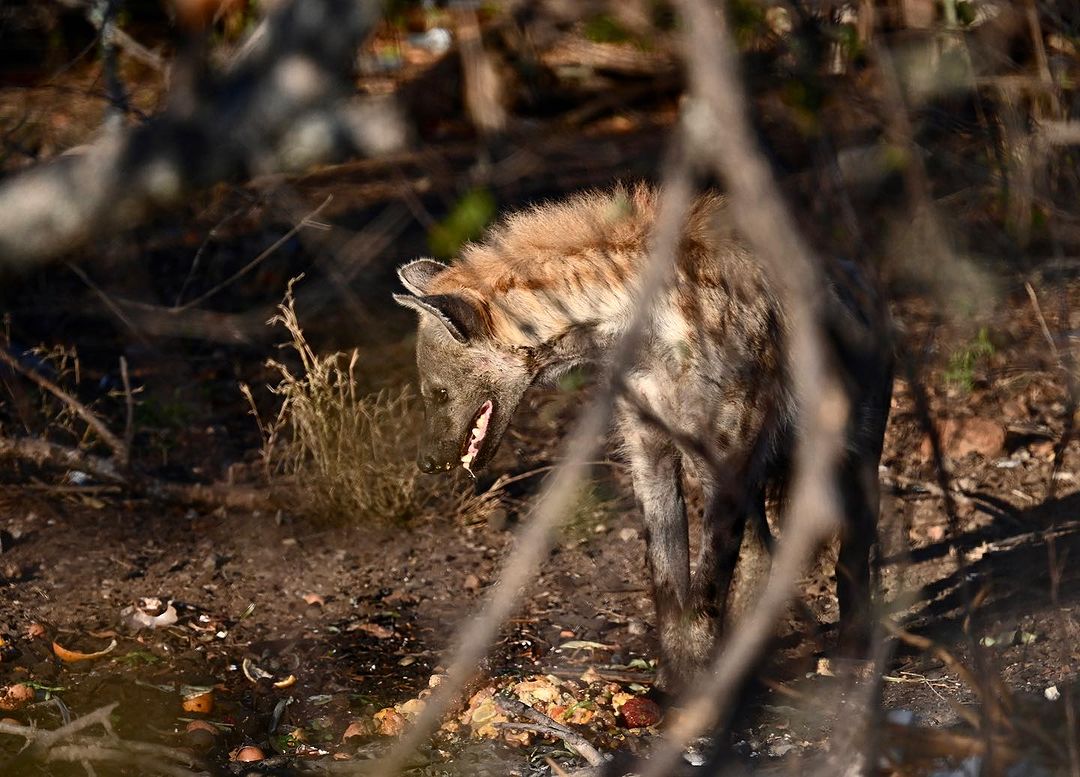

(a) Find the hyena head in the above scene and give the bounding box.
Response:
[393,259,533,475]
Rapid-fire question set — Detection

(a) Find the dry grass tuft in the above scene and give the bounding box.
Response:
[243,279,503,523]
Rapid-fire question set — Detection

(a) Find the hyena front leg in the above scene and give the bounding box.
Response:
[687,475,756,666]
[624,431,696,692]
[836,455,880,655]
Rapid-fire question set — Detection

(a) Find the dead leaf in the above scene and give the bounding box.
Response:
[559,640,616,651]
[512,677,562,706]
[353,622,394,639]
[611,692,634,711]
[342,720,371,741]
[396,698,426,719]
[373,707,407,736]
[502,727,532,746]
[242,657,274,683]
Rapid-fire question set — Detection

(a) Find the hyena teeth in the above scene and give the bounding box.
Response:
[461,400,493,475]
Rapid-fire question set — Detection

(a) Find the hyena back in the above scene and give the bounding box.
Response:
[394,184,892,690]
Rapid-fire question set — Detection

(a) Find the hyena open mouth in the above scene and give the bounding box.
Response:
[460,399,493,475]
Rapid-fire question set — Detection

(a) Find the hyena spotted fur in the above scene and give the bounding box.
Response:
[394,184,892,691]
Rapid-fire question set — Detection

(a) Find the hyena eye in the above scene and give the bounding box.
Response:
[434,388,449,404]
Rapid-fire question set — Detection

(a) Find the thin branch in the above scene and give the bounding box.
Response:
[1024,281,1060,363]
[119,355,134,463]
[0,434,273,511]
[173,195,333,312]
[0,349,126,461]
[53,0,166,71]
[492,696,609,767]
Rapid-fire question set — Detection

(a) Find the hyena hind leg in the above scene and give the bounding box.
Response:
[625,434,697,692]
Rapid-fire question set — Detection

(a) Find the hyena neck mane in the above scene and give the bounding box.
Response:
[427,184,735,374]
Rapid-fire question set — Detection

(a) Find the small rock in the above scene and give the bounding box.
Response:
[396,698,426,718]
[618,527,639,542]
[1045,685,1061,701]
[683,737,710,766]
[463,574,481,592]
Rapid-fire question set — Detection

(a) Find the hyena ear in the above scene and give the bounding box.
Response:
[393,293,489,344]
[397,259,449,296]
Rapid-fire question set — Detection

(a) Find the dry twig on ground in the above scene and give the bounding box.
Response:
[493,695,609,768]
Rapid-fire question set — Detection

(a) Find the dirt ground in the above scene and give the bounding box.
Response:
[1,25,1079,777]
[2,229,1078,776]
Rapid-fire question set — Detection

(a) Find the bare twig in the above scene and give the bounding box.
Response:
[492,696,609,767]
[0,434,272,511]
[0,434,123,484]
[636,1,854,773]
[119,355,134,463]
[53,0,166,71]
[0,349,126,461]
[1024,281,1060,363]
[882,620,1013,724]
[173,195,333,312]
[1,703,117,752]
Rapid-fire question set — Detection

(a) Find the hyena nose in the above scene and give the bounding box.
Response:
[418,455,438,474]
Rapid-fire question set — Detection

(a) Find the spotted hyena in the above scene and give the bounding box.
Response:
[394,184,892,690]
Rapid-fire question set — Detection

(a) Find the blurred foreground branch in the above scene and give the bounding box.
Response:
[638,0,855,772]
[0,0,406,269]
[0,703,209,776]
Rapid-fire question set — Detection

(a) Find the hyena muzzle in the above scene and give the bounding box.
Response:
[393,185,892,692]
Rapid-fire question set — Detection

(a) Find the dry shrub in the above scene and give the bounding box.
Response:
[243,279,503,523]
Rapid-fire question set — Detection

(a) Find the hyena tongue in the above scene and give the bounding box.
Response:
[460,400,493,475]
